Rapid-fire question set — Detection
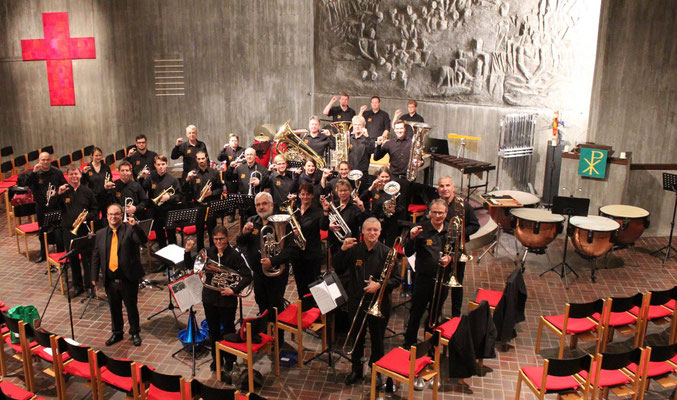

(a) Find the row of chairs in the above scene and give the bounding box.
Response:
[516,343,677,399]
[0,310,264,400]
[535,286,677,359]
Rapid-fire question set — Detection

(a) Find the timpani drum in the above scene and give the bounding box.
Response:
[599,205,650,246]
[569,215,620,258]
[510,208,565,253]
[487,190,540,231]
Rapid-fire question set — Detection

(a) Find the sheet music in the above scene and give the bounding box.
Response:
[154,244,186,265]
[327,282,342,301]
[407,254,416,272]
[310,281,337,314]
[169,273,203,312]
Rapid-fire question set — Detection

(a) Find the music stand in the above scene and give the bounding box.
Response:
[305,271,349,383]
[149,244,187,324]
[650,173,677,267]
[71,234,109,318]
[207,198,235,223]
[540,196,589,288]
[135,219,162,290]
[230,193,255,211]
[166,207,199,246]
[41,211,63,275]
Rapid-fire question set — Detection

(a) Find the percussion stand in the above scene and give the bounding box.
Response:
[650,173,677,267]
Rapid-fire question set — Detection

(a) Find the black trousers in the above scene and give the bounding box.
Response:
[203,303,236,364]
[195,205,216,251]
[403,262,465,346]
[293,255,322,305]
[151,207,176,248]
[348,303,388,374]
[253,268,289,341]
[62,229,92,290]
[105,278,140,335]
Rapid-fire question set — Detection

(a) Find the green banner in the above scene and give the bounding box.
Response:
[578,147,608,179]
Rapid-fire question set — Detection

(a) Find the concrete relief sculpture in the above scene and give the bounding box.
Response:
[315,0,587,108]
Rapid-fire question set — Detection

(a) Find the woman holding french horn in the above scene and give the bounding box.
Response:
[360,166,405,246]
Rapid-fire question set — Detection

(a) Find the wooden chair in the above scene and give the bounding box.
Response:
[53,337,98,400]
[596,293,645,352]
[515,354,593,399]
[631,287,677,346]
[581,347,646,400]
[58,155,72,169]
[28,327,66,398]
[44,232,67,295]
[632,344,677,400]
[133,365,188,400]
[187,378,260,399]
[93,351,141,400]
[0,313,39,390]
[0,146,14,167]
[13,203,39,260]
[408,204,427,223]
[535,299,606,358]
[274,298,327,367]
[371,330,440,400]
[40,145,54,155]
[215,311,279,394]
[0,377,43,400]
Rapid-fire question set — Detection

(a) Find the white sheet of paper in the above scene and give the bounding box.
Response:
[310,282,337,314]
[155,244,186,265]
[42,348,53,356]
[407,253,416,272]
[64,338,79,346]
[327,282,342,300]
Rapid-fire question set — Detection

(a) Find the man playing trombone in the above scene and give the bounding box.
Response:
[333,218,399,385]
[183,150,223,250]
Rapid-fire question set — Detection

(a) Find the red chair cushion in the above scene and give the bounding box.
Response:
[408,204,427,213]
[629,305,673,320]
[544,315,598,334]
[375,347,432,377]
[100,363,141,392]
[6,175,19,182]
[475,289,503,308]
[48,251,67,264]
[0,380,34,400]
[3,335,38,353]
[320,230,328,240]
[147,231,157,241]
[146,381,190,400]
[665,300,676,310]
[627,361,675,378]
[591,312,637,327]
[579,361,631,388]
[521,366,581,391]
[16,221,39,234]
[219,333,274,353]
[435,317,461,339]
[179,225,197,235]
[62,359,92,379]
[33,346,70,363]
[277,304,321,328]
[0,181,15,189]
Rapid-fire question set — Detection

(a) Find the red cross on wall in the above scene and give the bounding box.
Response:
[21,12,96,106]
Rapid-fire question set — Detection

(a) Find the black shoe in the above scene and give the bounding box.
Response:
[345,371,363,385]
[34,255,45,264]
[71,288,84,298]
[224,360,234,372]
[220,369,233,385]
[131,333,142,346]
[105,334,123,346]
[375,373,384,389]
[210,360,216,371]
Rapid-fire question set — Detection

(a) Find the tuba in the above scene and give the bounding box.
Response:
[260,214,292,277]
[197,180,212,203]
[326,194,351,242]
[152,186,175,206]
[405,122,431,182]
[274,121,327,169]
[193,249,252,297]
[330,121,351,169]
[280,199,306,250]
[382,181,401,218]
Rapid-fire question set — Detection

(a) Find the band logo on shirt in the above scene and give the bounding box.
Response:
[240,174,246,179]
[151,184,157,190]
[276,180,281,186]
[65,198,71,204]
[187,149,192,154]
[196,179,201,184]
[136,160,140,165]
[368,118,372,122]
[356,259,363,266]
[252,229,259,235]
[116,192,121,198]
[426,239,433,246]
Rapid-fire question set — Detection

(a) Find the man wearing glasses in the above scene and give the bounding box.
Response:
[126,134,158,182]
[91,204,148,347]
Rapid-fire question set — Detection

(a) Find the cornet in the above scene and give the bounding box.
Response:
[45,183,55,207]
[137,165,149,180]
[152,186,175,206]
[197,180,212,203]
[123,197,135,223]
[70,209,89,235]
[326,194,351,242]
[248,171,262,196]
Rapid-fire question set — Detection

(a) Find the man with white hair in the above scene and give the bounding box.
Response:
[171,124,209,180]
[224,147,267,225]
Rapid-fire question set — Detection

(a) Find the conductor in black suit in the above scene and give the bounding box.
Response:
[91,203,148,347]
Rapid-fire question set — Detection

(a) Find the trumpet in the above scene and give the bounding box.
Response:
[193,249,252,297]
[45,182,55,207]
[260,214,292,277]
[137,165,149,180]
[104,172,111,186]
[326,194,352,242]
[343,232,405,355]
[280,199,306,250]
[347,170,363,199]
[382,181,401,218]
[232,152,246,165]
[248,171,262,196]
[197,180,212,203]
[70,209,89,235]
[123,197,135,223]
[152,186,175,206]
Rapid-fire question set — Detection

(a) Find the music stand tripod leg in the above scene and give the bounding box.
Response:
[147,265,179,324]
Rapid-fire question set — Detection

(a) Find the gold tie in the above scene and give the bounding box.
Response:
[109,229,118,272]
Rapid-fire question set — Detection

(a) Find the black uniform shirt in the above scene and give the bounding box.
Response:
[264,170,295,205]
[235,215,298,275]
[363,109,391,137]
[348,134,375,175]
[80,162,112,200]
[404,219,448,277]
[373,136,412,176]
[20,167,67,211]
[400,113,425,139]
[54,184,98,229]
[225,162,267,194]
[217,146,244,163]
[301,132,334,159]
[111,179,148,212]
[328,105,356,122]
[126,150,158,178]
[183,167,223,204]
[171,140,209,179]
[144,172,181,208]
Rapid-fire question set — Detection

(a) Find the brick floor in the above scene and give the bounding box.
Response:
[1,213,676,399]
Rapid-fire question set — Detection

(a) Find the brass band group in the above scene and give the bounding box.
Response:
[21,93,488,395]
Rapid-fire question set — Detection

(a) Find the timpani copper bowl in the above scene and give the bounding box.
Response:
[510,208,564,254]
[486,190,540,231]
[599,204,650,246]
[569,215,620,259]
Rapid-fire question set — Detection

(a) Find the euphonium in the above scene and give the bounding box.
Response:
[123,197,135,223]
[326,194,351,242]
[382,181,401,218]
[193,249,252,297]
[152,186,175,206]
[280,199,306,250]
[330,121,351,169]
[405,122,431,182]
[70,209,88,235]
[197,180,212,203]
[260,214,292,277]
[274,121,327,169]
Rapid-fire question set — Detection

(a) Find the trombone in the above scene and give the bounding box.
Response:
[428,216,463,329]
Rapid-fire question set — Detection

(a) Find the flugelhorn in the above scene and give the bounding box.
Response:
[70,209,89,235]
[248,171,262,196]
[197,180,212,203]
[280,199,306,250]
[260,214,292,277]
[123,197,135,223]
[382,181,400,218]
[137,165,149,180]
[152,186,175,206]
[45,182,55,207]
[274,121,327,169]
[405,122,431,182]
[193,249,252,297]
[326,194,351,242]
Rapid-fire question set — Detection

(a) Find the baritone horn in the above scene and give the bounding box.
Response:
[152,186,175,206]
[274,121,327,169]
[382,181,400,218]
[405,122,431,182]
[260,214,292,277]
[193,249,252,297]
